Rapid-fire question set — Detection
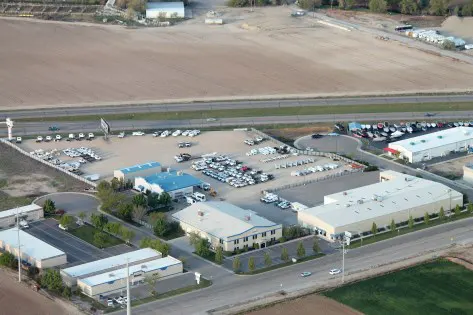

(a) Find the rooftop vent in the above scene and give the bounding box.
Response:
[244,215,251,221]
[437,135,443,139]
[421,139,426,143]
[197,210,204,217]
[109,273,115,277]
[345,204,351,208]
[343,192,348,196]
[357,199,364,204]
[177,171,183,176]
[410,142,415,145]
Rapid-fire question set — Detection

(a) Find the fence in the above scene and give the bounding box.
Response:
[0,139,97,188]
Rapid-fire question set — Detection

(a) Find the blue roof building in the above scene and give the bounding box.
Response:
[134,171,202,198]
[113,161,162,181]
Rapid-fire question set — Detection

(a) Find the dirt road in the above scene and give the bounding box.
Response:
[1,8,473,110]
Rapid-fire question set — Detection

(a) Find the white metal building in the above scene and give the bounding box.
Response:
[0,228,67,268]
[134,171,201,199]
[61,248,162,287]
[146,2,185,19]
[172,202,282,252]
[388,127,473,163]
[0,204,43,229]
[77,256,183,298]
[113,161,162,182]
[298,171,463,242]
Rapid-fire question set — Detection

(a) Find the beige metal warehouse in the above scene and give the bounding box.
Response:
[0,204,43,229]
[77,256,183,298]
[61,248,162,287]
[298,171,463,242]
[113,161,161,182]
[0,228,67,268]
[172,202,282,252]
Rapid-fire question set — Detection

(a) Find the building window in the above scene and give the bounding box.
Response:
[252,235,257,240]
[234,239,239,245]
[244,244,248,249]
[219,239,223,244]
[262,232,267,237]
[243,237,248,242]
[271,230,275,235]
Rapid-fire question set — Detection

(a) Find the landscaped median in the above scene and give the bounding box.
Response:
[68,224,124,248]
[236,253,325,275]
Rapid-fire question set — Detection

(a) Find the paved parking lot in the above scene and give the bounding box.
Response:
[27,219,126,266]
[34,193,99,216]
[127,273,197,301]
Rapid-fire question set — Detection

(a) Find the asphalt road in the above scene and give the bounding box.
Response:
[7,111,473,137]
[1,94,473,120]
[114,217,473,315]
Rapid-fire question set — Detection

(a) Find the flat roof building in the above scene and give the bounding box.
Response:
[388,127,473,163]
[114,161,162,182]
[61,248,162,287]
[172,202,282,252]
[298,171,463,241]
[0,204,43,229]
[135,170,201,199]
[146,2,185,19]
[0,228,67,268]
[77,256,183,298]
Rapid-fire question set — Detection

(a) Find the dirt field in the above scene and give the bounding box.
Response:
[441,16,473,41]
[245,294,361,315]
[0,270,81,315]
[429,155,472,180]
[1,7,473,110]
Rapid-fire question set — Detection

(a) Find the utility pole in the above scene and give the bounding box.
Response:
[126,258,131,315]
[342,237,345,284]
[16,208,21,283]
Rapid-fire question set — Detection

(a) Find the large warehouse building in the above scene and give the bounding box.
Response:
[0,204,43,229]
[134,170,201,199]
[77,256,183,298]
[388,127,473,163]
[61,248,162,287]
[298,171,463,242]
[0,228,67,268]
[113,161,162,182]
[146,2,185,19]
[172,202,282,252]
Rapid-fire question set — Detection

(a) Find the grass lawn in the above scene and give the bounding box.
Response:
[323,259,473,315]
[16,102,473,122]
[238,253,325,275]
[68,224,124,248]
[160,229,185,241]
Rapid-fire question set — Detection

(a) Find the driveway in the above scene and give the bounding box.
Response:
[34,193,99,216]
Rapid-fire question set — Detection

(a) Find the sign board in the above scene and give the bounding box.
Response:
[195,272,201,285]
[100,118,111,138]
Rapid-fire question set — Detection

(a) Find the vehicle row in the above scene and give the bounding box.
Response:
[35,133,95,143]
[290,163,340,176]
[260,193,291,209]
[274,158,315,170]
[244,136,266,146]
[152,129,201,137]
[246,146,277,156]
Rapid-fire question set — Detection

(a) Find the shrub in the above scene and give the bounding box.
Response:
[227,0,249,6]
[441,39,456,50]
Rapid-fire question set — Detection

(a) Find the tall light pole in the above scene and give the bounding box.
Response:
[126,258,131,315]
[16,208,21,283]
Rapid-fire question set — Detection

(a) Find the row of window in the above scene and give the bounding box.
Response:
[232,230,277,245]
[234,238,276,251]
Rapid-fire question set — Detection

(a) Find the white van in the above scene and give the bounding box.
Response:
[192,192,206,202]
[186,196,197,205]
[19,220,29,229]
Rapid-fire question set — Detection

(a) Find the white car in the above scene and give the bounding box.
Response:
[118,132,125,138]
[19,220,29,229]
[55,134,62,141]
[58,224,68,231]
[152,131,161,137]
[107,299,114,307]
[329,268,341,275]
[160,130,170,137]
[68,133,75,140]
[36,136,43,142]
[15,137,22,143]
[172,130,182,137]
[78,133,85,139]
[88,133,95,139]
[182,130,190,136]
[132,131,145,136]
[45,136,52,142]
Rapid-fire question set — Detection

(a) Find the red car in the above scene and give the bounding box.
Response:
[241,166,249,172]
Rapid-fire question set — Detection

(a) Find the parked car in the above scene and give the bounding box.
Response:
[107,299,114,307]
[36,136,43,142]
[58,224,68,231]
[132,131,145,136]
[329,268,341,275]
[300,271,312,277]
[45,136,52,142]
[118,132,125,138]
[88,133,95,139]
[55,135,62,141]
[15,137,22,143]
[19,220,29,229]
[78,133,85,140]
[311,134,323,139]
[48,126,60,131]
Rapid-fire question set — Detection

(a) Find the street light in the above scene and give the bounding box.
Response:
[341,231,351,284]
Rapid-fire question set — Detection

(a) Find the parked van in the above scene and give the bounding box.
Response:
[19,220,29,229]
[192,192,206,202]
[186,196,197,205]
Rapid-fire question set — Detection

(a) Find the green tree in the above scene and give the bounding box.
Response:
[408,215,414,229]
[455,204,461,216]
[62,286,72,299]
[100,191,126,213]
[118,177,125,190]
[59,215,74,229]
[312,238,320,254]
[439,206,445,221]
[111,177,120,191]
[78,211,87,223]
[400,0,417,14]
[132,205,147,222]
[233,257,241,272]
[158,192,172,206]
[248,257,256,272]
[296,241,306,258]
[369,0,387,12]
[441,39,456,50]
[178,255,188,268]
[371,222,378,236]
[97,180,112,194]
[453,5,460,16]
[424,212,430,225]
[153,213,169,237]
[468,202,473,213]
[90,213,108,231]
[41,269,63,292]
[281,247,289,262]
[132,194,148,208]
[264,252,272,267]
[140,237,171,256]
[0,252,16,268]
[147,193,161,209]
[43,199,56,216]
[105,222,122,235]
[298,0,322,9]
[189,232,201,246]
[120,227,135,244]
[215,246,224,265]
[282,226,306,240]
[195,238,211,257]
[144,273,160,295]
[462,2,473,16]
[94,232,107,248]
[429,0,446,15]
[117,203,133,221]
[390,219,396,233]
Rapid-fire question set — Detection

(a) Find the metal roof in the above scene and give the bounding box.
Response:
[147,1,184,10]
[118,162,161,175]
[141,171,201,192]
[0,204,42,219]
[61,248,161,278]
[302,171,462,229]
[79,256,182,287]
[389,127,473,153]
[0,228,65,261]
[172,202,281,239]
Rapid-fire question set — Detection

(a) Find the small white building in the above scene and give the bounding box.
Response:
[77,256,183,298]
[172,202,282,252]
[0,228,67,268]
[61,248,162,287]
[388,127,473,163]
[134,171,201,199]
[113,161,161,182]
[0,204,43,229]
[146,2,185,19]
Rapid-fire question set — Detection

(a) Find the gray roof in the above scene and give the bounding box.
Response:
[118,162,161,175]
[302,171,462,229]
[0,204,42,219]
[172,202,281,239]
[0,228,65,261]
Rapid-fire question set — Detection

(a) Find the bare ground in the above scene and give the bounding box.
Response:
[1,7,473,109]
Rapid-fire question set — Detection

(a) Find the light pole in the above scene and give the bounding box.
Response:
[341,231,351,284]
[16,208,21,283]
[126,258,131,315]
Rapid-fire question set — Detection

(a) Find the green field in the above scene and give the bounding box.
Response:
[323,260,473,315]
[68,224,124,248]
[16,102,473,122]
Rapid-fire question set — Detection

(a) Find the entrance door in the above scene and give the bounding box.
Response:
[261,243,266,248]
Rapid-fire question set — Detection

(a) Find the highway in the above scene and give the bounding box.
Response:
[5,110,473,137]
[114,217,473,315]
[1,94,473,120]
